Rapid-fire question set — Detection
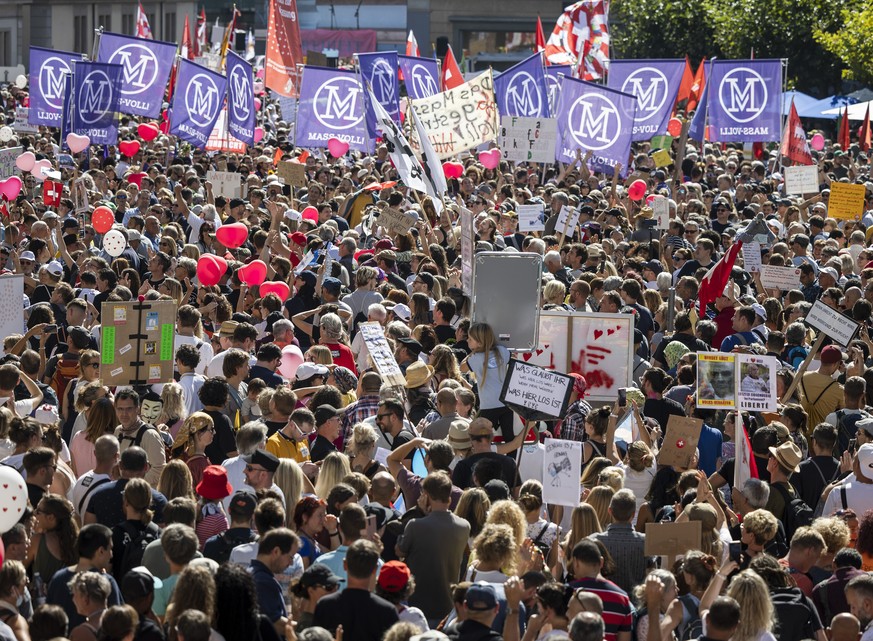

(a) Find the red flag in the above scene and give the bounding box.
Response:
[839,107,851,150]
[442,46,464,91]
[733,413,759,491]
[406,30,420,57]
[535,17,547,59]
[181,15,194,60]
[675,56,693,111]
[687,58,706,113]
[43,180,62,208]
[265,0,304,97]
[780,100,814,165]
[136,2,153,39]
[861,105,871,152]
[698,241,743,315]
[194,8,206,57]
[544,0,609,80]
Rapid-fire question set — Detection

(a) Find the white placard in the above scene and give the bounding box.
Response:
[784,165,820,195]
[460,206,474,295]
[517,204,546,232]
[359,322,406,387]
[542,438,582,507]
[737,354,778,412]
[498,116,559,163]
[12,108,37,134]
[555,205,580,236]
[0,147,22,178]
[742,242,762,273]
[377,207,417,235]
[0,275,23,343]
[805,299,861,347]
[759,265,801,291]
[205,170,242,199]
[652,196,670,229]
[499,360,573,419]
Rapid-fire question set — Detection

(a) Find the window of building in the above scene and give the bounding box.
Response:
[121,13,135,35]
[74,15,89,53]
[164,12,176,42]
[97,11,111,32]
[0,31,10,67]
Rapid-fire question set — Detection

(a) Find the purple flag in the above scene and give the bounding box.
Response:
[399,55,439,101]
[555,76,636,176]
[707,59,782,142]
[226,51,256,147]
[688,72,710,142]
[494,53,549,118]
[97,32,177,118]
[60,74,73,152]
[295,66,371,153]
[607,59,685,141]
[358,51,400,140]
[72,61,122,146]
[28,47,83,127]
[545,65,572,117]
[170,60,227,149]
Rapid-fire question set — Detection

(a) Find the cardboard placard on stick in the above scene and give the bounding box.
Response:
[644,521,702,557]
[100,300,177,387]
[499,359,573,421]
[377,207,417,235]
[658,415,704,468]
[359,322,406,388]
[806,299,861,347]
[277,161,307,187]
[828,182,867,220]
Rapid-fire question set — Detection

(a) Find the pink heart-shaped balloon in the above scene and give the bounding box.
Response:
[215,222,249,249]
[196,254,228,287]
[628,179,647,201]
[260,281,291,302]
[137,123,160,141]
[119,140,141,157]
[301,206,319,223]
[66,133,90,154]
[31,160,51,182]
[327,137,349,158]
[254,127,265,144]
[0,176,21,201]
[237,260,267,286]
[478,149,501,170]
[442,161,464,179]
[15,152,35,173]
[126,172,147,188]
[254,98,262,111]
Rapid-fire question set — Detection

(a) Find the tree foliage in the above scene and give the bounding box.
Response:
[611,0,714,63]
[814,4,873,88]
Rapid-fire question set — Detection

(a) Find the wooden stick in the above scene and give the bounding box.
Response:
[780,333,825,404]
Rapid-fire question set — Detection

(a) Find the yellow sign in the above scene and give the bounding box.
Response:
[828,182,867,220]
[652,149,672,168]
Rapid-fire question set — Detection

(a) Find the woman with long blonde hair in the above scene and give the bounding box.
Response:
[461,322,512,439]
[157,382,187,440]
[725,570,776,641]
[430,344,464,388]
[69,397,117,476]
[586,485,615,528]
[170,412,215,489]
[274,459,306,528]
[314,452,351,500]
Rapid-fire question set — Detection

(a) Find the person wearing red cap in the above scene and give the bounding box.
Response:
[558,373,592,441]
[194,464,232,548]
[800,345,845,428]
[376,561,429,632]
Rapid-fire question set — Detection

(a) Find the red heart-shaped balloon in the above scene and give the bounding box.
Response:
[126,172,147,188]
[301,206,319,223]
[92,206,115,234]
[118,140,141,158]
[442,161,464,179]
[137,123,161,141]
[196,254,228,287]
[260,281,291,302]
[215,222,249,249]
[237,259,267,286]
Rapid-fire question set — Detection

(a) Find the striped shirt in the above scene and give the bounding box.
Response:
[569,576,633,641]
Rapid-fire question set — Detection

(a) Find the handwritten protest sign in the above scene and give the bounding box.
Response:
[206,170,242,199]
[806,299,861,347]
[556,205,580,236]
[759,265,801,290]
[658,415,704,468]
[277,161,307,187]
[652,149,672,168]
[500,359,573,421]
[0,147,22,178]
[411,70,498,160]
[498,116,558,163]
[359,322,406,387]
[784,165,819,195]
[829,182,867,220]
[652,196,669,229]
[517,204,546,232]
[542,438,582,507]
[11,108,37,134]
[0,276,23,340]
[742,242,762,273]
[460,206,474,295]
[737,354,778,412]
[696,352,737,409]
[378,207,417,235]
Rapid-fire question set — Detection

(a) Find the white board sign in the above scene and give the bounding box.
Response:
[206,170,242,199]
[12,108,37,134]
[517,204,546,232]
[499,359,573,420]
[542,438,582,507]
[0,147,22,178]
[460,206,474,295]
[652,196,670,229]
[784,165,819,195]
[742,242,762,273]
[498,116,559,163]
[737,353,778,412]
[805,299,861,347]
[0,275,24,343]
[555,205,579,235]
[759,264,801,291]
[359,322,406,387]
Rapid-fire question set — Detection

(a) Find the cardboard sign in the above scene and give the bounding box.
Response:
[644,521,703,557]
[696,351,737,409]
[358,322,406,387]
[498,116,559,163]
[542,438,583,507]
[742,242,762,273]
[100,300,177,386]
[206,170,242,199]
[805,299,861,347]
[377,207,417,235]
[277,161,307,187]
[0,147,22,178]
[657,415,704,468]
[829,182,867,220]
[500,359,573,421]
[652,149,672,168]
[784,165,819,195]
[652,196,670,229]
[556,205,580,235]
[759,264,801,291]
[460,206,474,295]
[517,204,546,232]
[737,353,778,412]
[0,275,23,342]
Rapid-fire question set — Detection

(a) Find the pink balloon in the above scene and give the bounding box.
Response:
[277,345,305,379]
[442,161,464,179]
[137,123,160,141]
[66,133,90,154]
[256,68,265,79]
[254,127,265,144]
[30,159,51,182]
[15,152,35,173]
[237,260,267,286]
[0,176,21,201]
[327,137,349,158]
[667,117,682,137]
[215,223,249,249]
[260,281,291,302]
[301,206,319,223]
[254,98,262,111]
[811,133,825,151]
[197,255,227,287]
[478,149,501,169]
[628,179,647,201]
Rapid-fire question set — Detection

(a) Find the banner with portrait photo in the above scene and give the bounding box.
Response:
[696,352,737,409]
[736,354,778,412]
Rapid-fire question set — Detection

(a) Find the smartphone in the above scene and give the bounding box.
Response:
[850,438,858,455]
[618,388,627,408]
[728,541,743,563]
[366,514,377,538]
[44,324,57,334]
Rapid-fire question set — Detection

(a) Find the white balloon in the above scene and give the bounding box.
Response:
[0,127,13,143]
[103,229,128,257]
[0,466,26,533]
[14,75,26,89]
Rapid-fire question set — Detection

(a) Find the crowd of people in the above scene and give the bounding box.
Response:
[0,69,873,641]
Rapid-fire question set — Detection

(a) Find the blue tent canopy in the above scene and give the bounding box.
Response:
[782,90,818,116]
[796,95,858,119]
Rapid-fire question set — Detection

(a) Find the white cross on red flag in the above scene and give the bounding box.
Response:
[136,2,153,40]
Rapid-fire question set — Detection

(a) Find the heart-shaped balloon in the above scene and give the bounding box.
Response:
[118,140,141,157]
[66,133,91,154]
[31,159,52,182]
[442,161,464,179]
[196,254,228,287]
[811,132,825,151]
[137,123,160,141]
[0,177,21,201]
[254,127,265,144]
[92,206,116,234]
[215,222,249,249]
[0,466,26,533]
[301,206,319,223]
[260,280,291,302]
[126,172,147,188]
[277,344,305,379]
[237,260,267,286]
[327,138,349,158]
[478,149,501,169]
[15,152,35,173]
[103,229,128,257]
[628,179,647,201]
[254,98,262,111]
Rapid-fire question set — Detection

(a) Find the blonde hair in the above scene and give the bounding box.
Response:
[274,459,305,528]
[586,485,615,528]
[454,488,491,540]
[314,452,351,500]
[158,460,196,502]
[472,523,517,574]
[123,478,154,525]
[563,504,602,555]
[580,456,612,490]
[158,382,188,425]
[726,570,775,641]
[543,280,567,306]
[597,467,625,492]
[348,423,378,459]
[626,441,655,472]
[306,345,333,365]
[811,516,851,555]
[467,323,502,386]
[742,509,779,546]
[485,500,526,551]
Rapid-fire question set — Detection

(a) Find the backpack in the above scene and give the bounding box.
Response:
[118,422,172,463]
[675,593,703,641]
[114,520,161,580]
[51,359,79,405]
[835,409,872,456]
[206,528,257,565]
[771,588,817,641]
[773,483,814,541]
[531,522,553,559]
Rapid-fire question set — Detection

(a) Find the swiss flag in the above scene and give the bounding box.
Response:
[535,17,547,59]
[698,241,743,315]
[442,46,464,91]
[406,30,420,57]
[43,180,62,208]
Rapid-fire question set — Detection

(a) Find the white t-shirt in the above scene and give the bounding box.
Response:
[221,454,285,510]
[176,334,215,376]
[822,479,873,517]
[68,470,111,517]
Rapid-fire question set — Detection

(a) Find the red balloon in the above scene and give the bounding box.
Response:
[118,140,141,158]
[301,206,319,223]
[667,117,683,137]
[237,260,267,286]
[137,123,161,142]
[442,161,464,179]
[197,254,227,287]
[260,281,291,302]
[126,172,147,188]
[215,223,249,249]
[628,179,647,201]
[92,206,115,234]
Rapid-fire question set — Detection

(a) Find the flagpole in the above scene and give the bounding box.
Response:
[90,27,103,62]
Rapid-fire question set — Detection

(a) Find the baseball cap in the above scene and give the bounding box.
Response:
[820,266,840,282]
[377,561,411,592]
[127,229,142,242]
[228,491,257,517]
[19,251,35,262]
[229,198,246,209]
[397,336,422,354]
[44,261,64,277]
[322,277,342,295]
[465,582,498,611]
[290,231,308,246]
[820,345,844,365]
[375,239,395,251]
[468,417,494,437]
[241,449,279,473]
[121,566,162,601]
[857,418,873,438]
[314,404,342,426]
[857,443,873,476]
[392,303,412,322]
[751,303,767,320]
[295,362,329,381]
[299,563,340,590]
[68,325,92,349]
[284,209,302,222]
